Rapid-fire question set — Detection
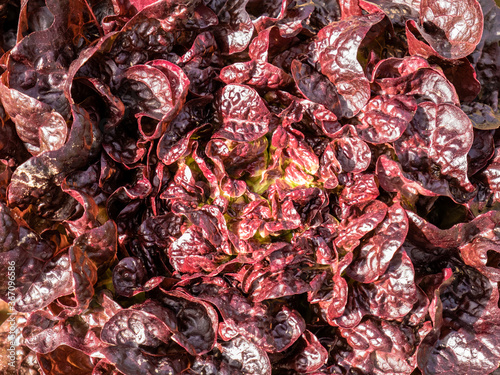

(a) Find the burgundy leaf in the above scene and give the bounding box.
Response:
[101,309,171,348]
[214,84,271,142]
[291,59,342,117]
[312,12,385,117]
[211,0,254,54]
[418,0,484,59]
[330,125,371,174]
[376,155,439,202]
[347,203,409,283]
[8,105,101,212]
[357,94,417,144]
[219,336,272,375]
[293,331,329,373]
[69,245,98,312]
[101,346,187,375]
[0,76,68,155]
[394,102,475,200]
[220,60,292,89]
[1,0,498,373]
[168,226,218,274]
[72,220,118,272]
[335,200,388,252]
[373,66,460,105]
[188,279,305,353]
[358,250,418,320]
[23,311,103,355]
[15,251,74,313]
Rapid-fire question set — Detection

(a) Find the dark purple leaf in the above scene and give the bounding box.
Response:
[439,57,481,103]
[113,257,147,298]
[462,102,500,130]
[168,226,218,274]
[468,129,495,176]
[37,345,95,375]
[157,96,212,165]
[476,147,500,208]
[154,290,219,355]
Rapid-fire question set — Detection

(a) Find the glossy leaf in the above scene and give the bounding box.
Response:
[214,84,271,142]
[0,76,68,155]
[220,336,271,375]
[313,12,385,117]
[347,203,409,283]
[357,94,417,144]
[418,0,484,59]
[101,309,171,348]
[394,102,475,200]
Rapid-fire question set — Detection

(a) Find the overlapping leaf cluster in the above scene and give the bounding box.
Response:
[0,0,499,374]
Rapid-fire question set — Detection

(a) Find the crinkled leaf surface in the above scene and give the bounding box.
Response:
[291,59,342,117]
[210,0,254,54]
[357,94,417,144]
[101,309,171,348]
[8,105,101,212]
[373,66,460,105]
[214,84,271,142]
[220,60,292,89]
[347,203,409,283]
[219,336,272,375]
[154,290,219,355]
[394,102,475,200]
[0,76,68,155]
[418,0,484,59]
[168,226,218,274]
[313,12,385,117]
[187,279,305,353]
[0,0,499,373]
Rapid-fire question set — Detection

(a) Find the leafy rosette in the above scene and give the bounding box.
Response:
[0,0,499,374]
